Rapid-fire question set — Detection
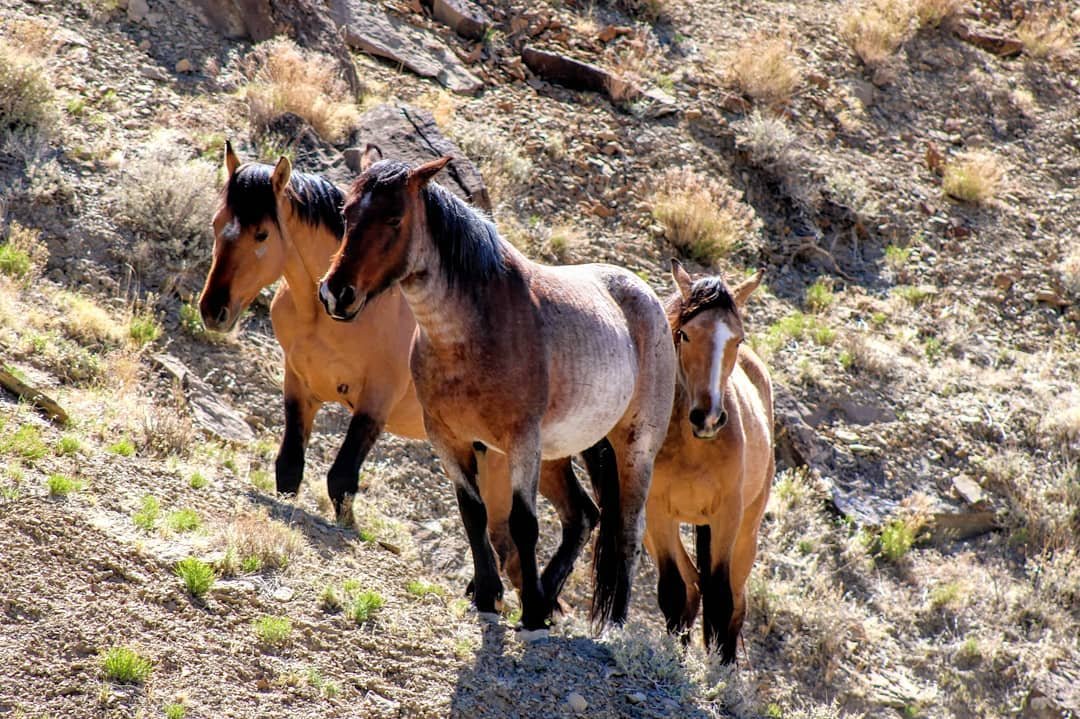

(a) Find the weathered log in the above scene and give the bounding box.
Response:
[0,368,68,425]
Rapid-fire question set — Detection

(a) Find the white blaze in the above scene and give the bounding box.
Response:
[254,245,268,259]
[709,321,734,417]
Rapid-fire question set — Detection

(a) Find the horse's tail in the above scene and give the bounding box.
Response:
[581,437,621,630]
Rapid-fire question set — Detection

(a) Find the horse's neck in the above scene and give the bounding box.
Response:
[280,216,335,319]
[398,241,487,346]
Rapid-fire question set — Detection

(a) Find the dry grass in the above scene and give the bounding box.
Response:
[650,167,758,265]
[840,0,914,66]
[942,150,1004,204]
[452,122,533,202]
[218,510,306,573]
[56,290,126,348]
[612,0,668,23]
[912,0,963,28]
[728,32,802,105]
[1040,392,1080,455]
[0,36,56,133]
[735,110,800,171]
[244,37,359,143]
[0,220,48,284]
[1017,8,1076,60]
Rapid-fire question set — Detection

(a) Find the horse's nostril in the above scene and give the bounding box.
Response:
[688,408,706,428]
[339,284,356,308]
[717,410,728,427]
[215,306,229,326]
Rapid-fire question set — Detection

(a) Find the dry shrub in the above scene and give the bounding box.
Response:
[244,38,359,143]
[116,139,217,264]
[841,332,896,377]
[1017,8,1076,60]
[141,386,194,458]
[912,0,963,28]
[1040,392,1080,455]
[840,0,914,66]
[610,0,668,23]
[942,150,1004,204]
[0,221,48,284]
[650,167,758,265]
[728,32,802,105]
[0,36,56,133]
[735,110,800,171]
[219,510,306,572]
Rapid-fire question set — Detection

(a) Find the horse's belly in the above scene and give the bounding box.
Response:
[539,362,635,458]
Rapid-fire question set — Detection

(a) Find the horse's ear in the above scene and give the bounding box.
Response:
[409,156,452,188]
[360,143,383,172]
[732,269,764,307]
[224,140,240,177]
[671,258,692,301]
[270,155,292,197]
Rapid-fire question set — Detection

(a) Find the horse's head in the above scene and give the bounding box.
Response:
[669,259,763,439]
[319,146,450,321]
[199,142,293,332]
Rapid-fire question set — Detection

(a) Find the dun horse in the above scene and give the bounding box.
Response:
[646,259,774,662]
[198,143,598,605]
[319,148,676,634]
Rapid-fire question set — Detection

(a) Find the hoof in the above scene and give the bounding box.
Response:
[516,626,550,643]
[333,493,356,528]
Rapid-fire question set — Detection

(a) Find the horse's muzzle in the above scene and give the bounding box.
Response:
[319,280,363,322]
[689,408,727,439]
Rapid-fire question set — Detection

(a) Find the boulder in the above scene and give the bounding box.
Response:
[331,0,484,95]
[422,0,490,41]
[151,354,255,443]
[348,103,491,211]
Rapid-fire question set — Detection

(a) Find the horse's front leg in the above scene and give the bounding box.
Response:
[275,367,317,497]
[429,427,503,615]
[326,412,383,526]
[645,498,700,641]
[697,516,740,663]
[506,429,550,635]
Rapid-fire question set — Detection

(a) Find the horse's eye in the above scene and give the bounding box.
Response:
[387,217,402,229]
[676,329,689,343]
[254,230,269,242]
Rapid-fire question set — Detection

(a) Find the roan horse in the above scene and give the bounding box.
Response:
[319,148,676,634]
[198,143,599,605]
[646,259,773,662]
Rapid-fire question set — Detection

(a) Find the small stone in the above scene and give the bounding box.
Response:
[272,585,294,602]
[126,0,148,22]
[627,692,646,704]
[175,58,193,73]
[138,39,150,51]
[139,65,170,82]
[567,692,588,713]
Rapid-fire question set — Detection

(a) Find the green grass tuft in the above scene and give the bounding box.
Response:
[56,435,82,456]
[46,473,82,497]
[252,615,292,647]
[406,580,445,598]
[100,646,153,684]
[188,471,208,489]
[129,310,162,347]
[175,557,215,597]
[163,703,186,719]
[804,278,835,313]
[132,495,160,532]
[108,438,136,457]
[1,424,48,460]
[348,590,385,623]
[165,508,201,533]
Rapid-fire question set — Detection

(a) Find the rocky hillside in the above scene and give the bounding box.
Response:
[0,0,1077,717]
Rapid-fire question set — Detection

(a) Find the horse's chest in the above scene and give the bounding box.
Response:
[654,447,740,524]
[277,328,356,407]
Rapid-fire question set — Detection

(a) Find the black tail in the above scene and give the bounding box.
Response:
[581,437,621,630]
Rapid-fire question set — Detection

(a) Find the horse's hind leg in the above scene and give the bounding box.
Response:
[645,501,700,639]
[326,412,383,526]
[275,368,317,497]
[538,457,600,604]
[475,446,518,591]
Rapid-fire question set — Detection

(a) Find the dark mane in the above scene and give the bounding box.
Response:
[226,163,344,237]
[669,276,737,327]
[422,181,506,291]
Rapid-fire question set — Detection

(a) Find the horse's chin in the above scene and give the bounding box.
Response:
[691,427,720,440]
[327,297,365,322]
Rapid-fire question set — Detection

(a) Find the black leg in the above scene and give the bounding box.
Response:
[539,461,599,601]
[656,556,690,638]
[509,490,549,631]
[275,397,309,496]
[456,484,503,614]
[327,413,382,523]
[697,525,736,662]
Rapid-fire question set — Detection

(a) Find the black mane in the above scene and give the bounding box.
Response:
[675,276,737,326]
[226,163,344,237]
[422,180,506,291]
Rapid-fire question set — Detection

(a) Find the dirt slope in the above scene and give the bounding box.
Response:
[1,0,1078,717]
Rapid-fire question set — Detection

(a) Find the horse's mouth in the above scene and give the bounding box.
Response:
[326,297,364,322]
[691,426,720,440]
